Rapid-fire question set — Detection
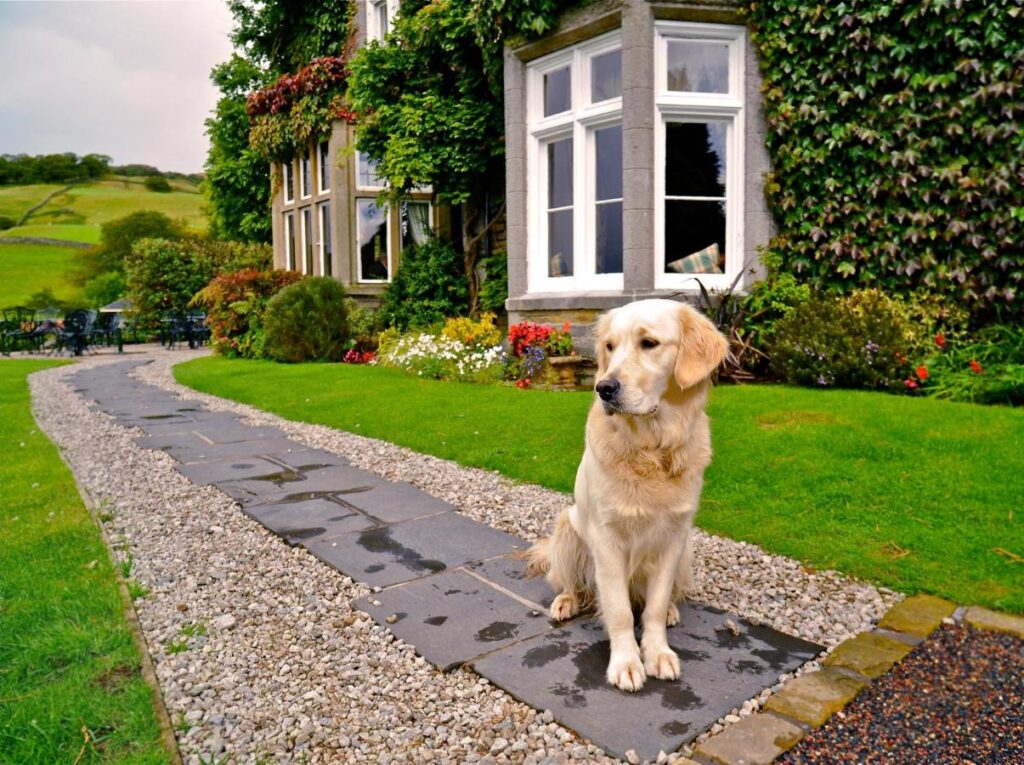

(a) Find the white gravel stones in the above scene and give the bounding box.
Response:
[29,348,902,764]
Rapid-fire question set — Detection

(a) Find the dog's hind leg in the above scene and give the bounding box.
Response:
[543,510,591,621]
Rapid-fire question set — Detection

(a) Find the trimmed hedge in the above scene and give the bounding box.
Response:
[263,277,351,362]
[749,0,1023,321]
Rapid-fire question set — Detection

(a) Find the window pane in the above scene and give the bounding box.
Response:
[591,49,622,102]
[284,213,295,269]
[547,138,573,209]
[357,152,383,189]
[302,208,314,273]
[596,201,623,274]
[664,200,725,273]
[667,41,729,93]
[665,121,727,198]
[284,163,294,201]
[320,204,332,277]
[357,199,389,280]
[319,142,330,190]
[401,201,431,250]
[548,209,574,277]
[300,155,312,196]
[544,66,571,116]
[595,124,622,201]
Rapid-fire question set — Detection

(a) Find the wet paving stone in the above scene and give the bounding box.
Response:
[215,464,384,506]
[262,447,350,470]
[244,496,375,541]
[467,554,554,609]
[304,512,526,588]
[178,456,293,486]
[471,604,822,761]
[152,437,307,465]
[334,480,455,524]
[354,569,554,670]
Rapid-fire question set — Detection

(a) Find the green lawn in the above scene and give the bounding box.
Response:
[1,223,102,244]
[0,360,168,764]
[176,356,1024,614]
[0,242,84,307]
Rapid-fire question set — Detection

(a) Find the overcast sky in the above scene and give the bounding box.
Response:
[0,0,235,174]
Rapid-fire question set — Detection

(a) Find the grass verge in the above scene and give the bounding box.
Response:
[0,360,168,764]
[0,242,84,306]
[176,356,1024,614]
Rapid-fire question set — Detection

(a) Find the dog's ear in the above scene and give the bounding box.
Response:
[593,311,613,377]
[674,303,729,390]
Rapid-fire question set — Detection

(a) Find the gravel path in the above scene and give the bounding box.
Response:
[29,349,901,764]
[778,624,1024,764]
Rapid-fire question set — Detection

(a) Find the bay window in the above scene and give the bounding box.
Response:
[318,141,330,194]
[367,0,398,42]
[299,152,312,199]
[283,162,295,204]
[301,207,314,274]
[318,202,332,276]
[283,211,296,270]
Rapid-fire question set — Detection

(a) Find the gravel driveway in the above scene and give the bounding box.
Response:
[29,349,900,764]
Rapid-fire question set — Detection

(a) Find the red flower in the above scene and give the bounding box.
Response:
[916,366,929,381]
[904,378,919,389]
[562,321,572,332]
[970,359,984,374]
[515,378,532,389]
[934,332,946,349]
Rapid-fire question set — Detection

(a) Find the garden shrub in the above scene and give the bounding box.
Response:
[440,313,501,348]
[378,239,469,330]
[192,268,303,358]
[749,1,1024,323]
[263,277,351,363]
[377,326,506,384]
[919,324,1024,406]
[740,251,811,371]
[124,237,271,326]
[83,271,126,308]
[143,175,172,192]
[346,301,383,352]
[75,210,186,285]
[771,290,916,391]
[479,249,509,315]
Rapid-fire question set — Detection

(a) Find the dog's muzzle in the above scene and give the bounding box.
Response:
[596,378,621,414]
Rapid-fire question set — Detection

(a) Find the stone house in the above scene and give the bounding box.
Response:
[269,0,771,333]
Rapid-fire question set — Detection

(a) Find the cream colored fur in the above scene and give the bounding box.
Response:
[524,299,728,691]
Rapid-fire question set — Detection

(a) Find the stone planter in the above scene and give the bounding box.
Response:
[544,355,585,390]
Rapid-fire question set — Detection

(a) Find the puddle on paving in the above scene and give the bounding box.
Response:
[230,463,256,470]
[425,616,448,626]
[476,621,520,642]
[356,527,445,573]
[283,527,327,540]
[250,470,303,485]
[141,414,179,420]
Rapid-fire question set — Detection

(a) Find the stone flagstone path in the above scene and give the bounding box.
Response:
[72,359,822,761]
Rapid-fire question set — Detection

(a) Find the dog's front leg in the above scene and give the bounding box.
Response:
[592,540,645,691]
[641,541,684,680]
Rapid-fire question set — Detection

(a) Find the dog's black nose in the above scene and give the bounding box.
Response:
[596,378,621,401]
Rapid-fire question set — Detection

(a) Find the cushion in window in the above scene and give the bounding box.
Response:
[666,243,723,274]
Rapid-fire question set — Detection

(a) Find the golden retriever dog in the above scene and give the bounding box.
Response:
[525,299,729,691]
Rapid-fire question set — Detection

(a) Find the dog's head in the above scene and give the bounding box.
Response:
[593,299,729,415]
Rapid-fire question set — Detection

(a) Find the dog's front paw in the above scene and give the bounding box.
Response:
[550,592,579,621]
[643,646,681,680]
[607,650,646,692]
[666,603,680,627]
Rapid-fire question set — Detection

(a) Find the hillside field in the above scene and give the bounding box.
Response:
[0,176,206,308]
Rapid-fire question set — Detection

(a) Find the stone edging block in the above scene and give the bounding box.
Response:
[964,606,1024,639]
[762,667,867,728]
[877,594,956,638]
[821,630,912,679]
[692,713,804,765]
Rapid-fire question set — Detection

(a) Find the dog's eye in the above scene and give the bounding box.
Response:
[640,338,660,350]
[605,342,614,352]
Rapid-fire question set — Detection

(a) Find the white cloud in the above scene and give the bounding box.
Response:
[0,0,235,173]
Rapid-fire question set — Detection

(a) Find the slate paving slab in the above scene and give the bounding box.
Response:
[472,605,822,761]
[262,447,350,470]
[149,437,308,465]
[244,497,375,542]
[354,569,553,670]
[467,554,554,609]
[178,456,294,486]
[335,480,455,523]
[304,512,525,588]
[216,464,385,506]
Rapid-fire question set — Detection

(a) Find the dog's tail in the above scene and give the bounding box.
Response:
[515,536,552,579]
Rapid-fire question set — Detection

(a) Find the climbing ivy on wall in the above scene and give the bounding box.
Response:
[748,0,1024,321]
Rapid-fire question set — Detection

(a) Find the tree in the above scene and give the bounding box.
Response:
[204,55,272,243]
[73,210,186,286]
[346,0,569,315]
[227,0,352,73]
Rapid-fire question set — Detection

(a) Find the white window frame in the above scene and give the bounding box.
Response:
[318,141,331,194]
[283,162,295,204]
[654,21,746,291]
[355,199,392,283]
[299,151,312,200]
[366,0,398,42]
[399,199,434,251]
[355,150,385,192]
[526,31,624,294]
[283,211,296,270]
[318,201,332,276]
[299,207,313,274]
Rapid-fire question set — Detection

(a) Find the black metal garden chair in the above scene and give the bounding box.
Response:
[1,307,41,354]
[57,309,96,356]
